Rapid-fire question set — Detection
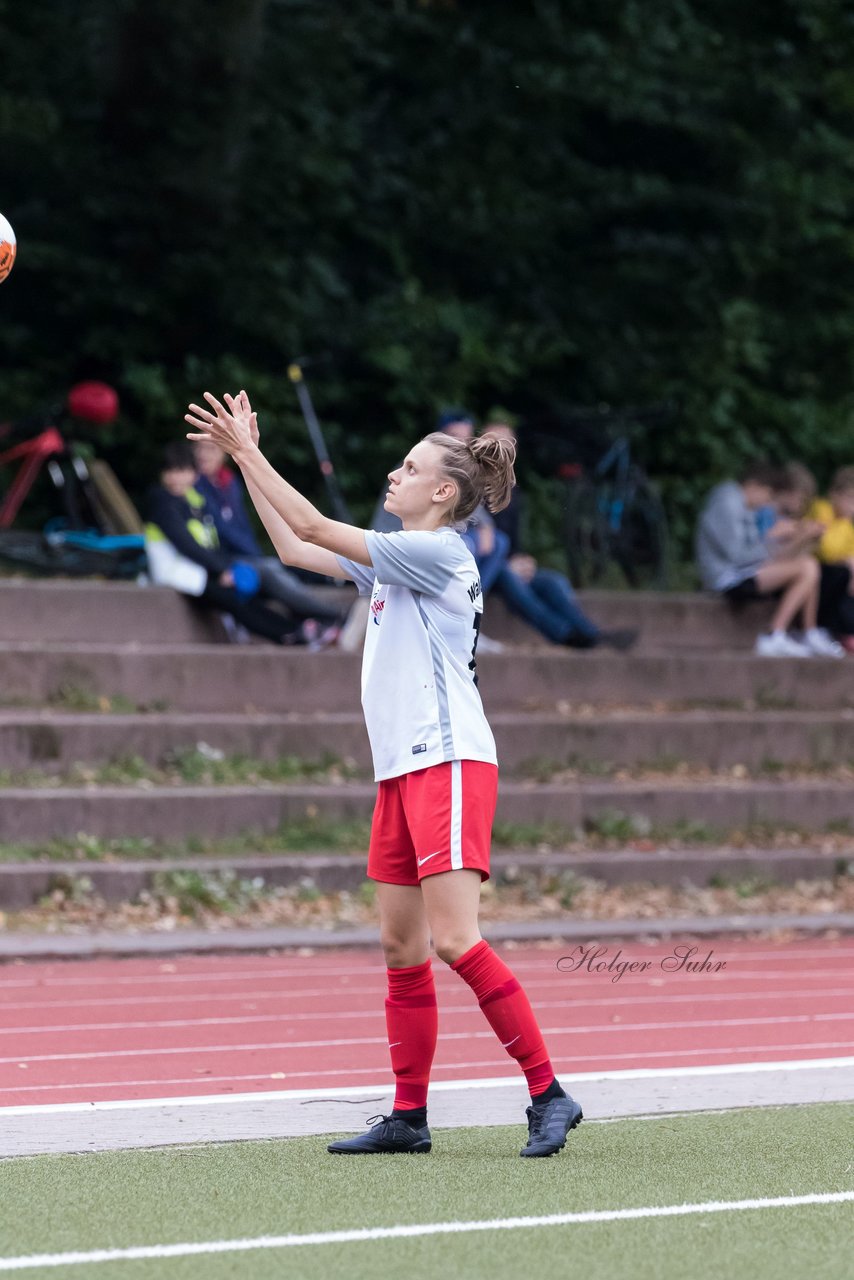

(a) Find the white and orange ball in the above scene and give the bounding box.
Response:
[0,213,17,283]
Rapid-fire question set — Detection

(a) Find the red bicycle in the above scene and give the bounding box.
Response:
[0,382,146,577]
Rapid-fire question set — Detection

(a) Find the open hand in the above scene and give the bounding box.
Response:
[185,390,259,455]
[238,389,261,447]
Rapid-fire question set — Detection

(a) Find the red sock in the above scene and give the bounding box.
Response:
[385,959,438,1110]
[451,940,554,1095]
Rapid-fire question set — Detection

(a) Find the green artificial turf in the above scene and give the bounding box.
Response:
[0,1103,851,1279]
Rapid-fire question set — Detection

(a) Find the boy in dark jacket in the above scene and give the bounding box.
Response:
[192,439,344,625]
[146,443,305,645]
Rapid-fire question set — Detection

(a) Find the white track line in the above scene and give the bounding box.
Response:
[2,980,853,1015]
[3,1045,854,1098]
[0,969,848,1007]
[4,1007,853,1041]
[3,1059,852,1157]
[4,1056,852,1117]
[1,1192,852,1270]
[1,946,852,989]
[4,1010,852,1058]
[4,1046,854,1099]
[3,1046,851,1099]
[6,988,854,1029]
[0,969,848,1008]
[3,1038,854,1075]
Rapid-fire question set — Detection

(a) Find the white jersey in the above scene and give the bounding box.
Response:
[337,528,498,782]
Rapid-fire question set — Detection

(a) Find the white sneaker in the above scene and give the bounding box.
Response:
[802,627,846,659]
[477,634,505,654]
[754,631,811,658]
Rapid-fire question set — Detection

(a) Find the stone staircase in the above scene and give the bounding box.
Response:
[0,578,852,911]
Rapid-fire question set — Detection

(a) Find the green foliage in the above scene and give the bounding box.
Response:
[706,872,778,897]
[148,867,272,917]
[4,1,854,558]
[40,872,96,907]
[585,809,651,841]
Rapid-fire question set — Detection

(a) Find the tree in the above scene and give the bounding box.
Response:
[3,0,854,555]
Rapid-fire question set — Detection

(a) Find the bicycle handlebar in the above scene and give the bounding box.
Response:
[0,406,66,444]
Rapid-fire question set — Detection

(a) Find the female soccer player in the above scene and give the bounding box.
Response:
[185,390,583,1158]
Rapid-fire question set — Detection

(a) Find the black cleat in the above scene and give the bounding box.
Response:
[520,1094,583,1158]
[327,1113,432,1155]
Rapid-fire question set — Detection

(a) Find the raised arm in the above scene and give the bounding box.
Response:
[242,472,344,578]
[186,391,372,575]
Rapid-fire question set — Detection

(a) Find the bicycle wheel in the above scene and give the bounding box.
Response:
[612,476,669,589]
[562,478,610,587]
[0,531,71,574]
[0,530,142,578]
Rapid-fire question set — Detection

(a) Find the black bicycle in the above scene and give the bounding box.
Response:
[558,406,670,589]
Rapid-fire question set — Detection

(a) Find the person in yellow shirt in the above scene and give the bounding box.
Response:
[808,467,854,650]
[810,467,854,564]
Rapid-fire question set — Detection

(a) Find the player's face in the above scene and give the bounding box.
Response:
[385,441,453,525]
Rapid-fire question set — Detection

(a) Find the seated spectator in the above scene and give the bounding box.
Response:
[192,438,345,628]
[480,422,638,651]
[807,466,854,649]
[695,462,844,658]
[753,462,850,642]
[756,462,819,543]
[145,444,310,645]
[809,466,854,566]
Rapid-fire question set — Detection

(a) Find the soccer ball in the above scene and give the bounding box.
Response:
[0,213,17,283]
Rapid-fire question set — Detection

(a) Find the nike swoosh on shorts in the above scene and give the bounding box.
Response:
[417,852,442,867]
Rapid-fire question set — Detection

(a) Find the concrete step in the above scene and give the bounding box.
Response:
[0,579,226,643]
[0,578,353,645]
[486,590,776,649]
[2,644,853,712]
[0,845,846,909]
[0,579,773,648]
[0,711,370,771]
[1,778,852,841]
[4,708,854,773]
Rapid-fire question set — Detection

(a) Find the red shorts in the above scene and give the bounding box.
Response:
[368,760,498,886]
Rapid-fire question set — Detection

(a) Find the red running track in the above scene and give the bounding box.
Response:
[0,937,852,1108]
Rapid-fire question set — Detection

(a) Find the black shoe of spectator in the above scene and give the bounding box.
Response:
[563,632,599,650]
[597,628,639,651]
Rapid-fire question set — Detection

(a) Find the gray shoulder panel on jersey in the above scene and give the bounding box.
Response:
[363,529,467,597]
[335,555,376,596]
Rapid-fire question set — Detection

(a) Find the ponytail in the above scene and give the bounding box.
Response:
[467,434,516,514]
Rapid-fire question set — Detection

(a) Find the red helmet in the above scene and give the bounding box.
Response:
[66,381,119,426]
